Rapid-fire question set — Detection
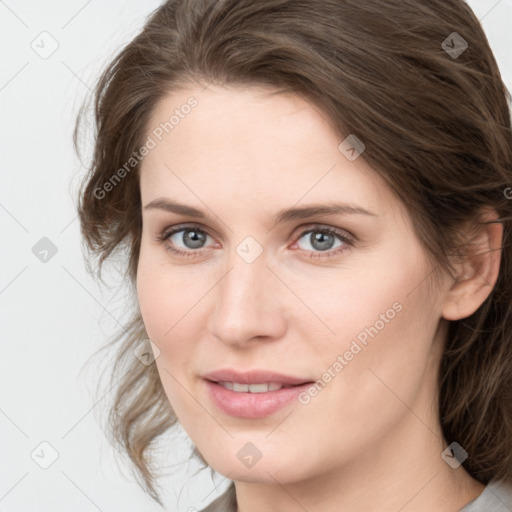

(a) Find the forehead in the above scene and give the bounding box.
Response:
[139,84,395,220]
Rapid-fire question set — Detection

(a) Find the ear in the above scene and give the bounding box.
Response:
[441,208,503,321]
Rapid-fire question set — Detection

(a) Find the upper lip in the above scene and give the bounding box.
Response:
[203,369,313,386]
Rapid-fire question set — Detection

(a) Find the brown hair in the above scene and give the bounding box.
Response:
[75,0,512,503]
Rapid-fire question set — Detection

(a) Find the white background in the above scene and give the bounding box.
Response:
[1,1,511,511]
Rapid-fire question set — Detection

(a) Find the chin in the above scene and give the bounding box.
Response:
[201,446,313,485]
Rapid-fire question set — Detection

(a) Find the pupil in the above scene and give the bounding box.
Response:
[312,232,334,251]
[184,230,205,249]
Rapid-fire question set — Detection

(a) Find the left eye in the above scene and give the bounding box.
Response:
[294,228,350,253]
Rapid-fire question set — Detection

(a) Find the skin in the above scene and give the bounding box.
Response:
[136,84,502,511]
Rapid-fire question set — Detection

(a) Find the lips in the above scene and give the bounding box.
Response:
[217,382,288,392]
[203,369,312,386]
[203,369,314,418]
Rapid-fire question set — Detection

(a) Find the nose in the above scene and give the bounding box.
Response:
[206,245,287,348]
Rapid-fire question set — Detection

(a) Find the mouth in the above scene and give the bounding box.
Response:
[202,370,315,418]
[213,381,298,393]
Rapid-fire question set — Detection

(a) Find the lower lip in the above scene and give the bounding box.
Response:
[204,380,313,418]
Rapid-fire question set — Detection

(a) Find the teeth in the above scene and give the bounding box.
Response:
[218,382,285,393]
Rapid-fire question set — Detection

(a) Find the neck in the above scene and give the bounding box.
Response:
[233,393,484,512]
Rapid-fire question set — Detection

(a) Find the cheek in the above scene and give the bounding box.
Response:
[297,250,438,409]
[137,272,198,364]
[286,251,427,363]
[136,265,168,341]
[280,281,439,477]
[136,248,212,420]
[136,244,199,342]
[136,257,203,421]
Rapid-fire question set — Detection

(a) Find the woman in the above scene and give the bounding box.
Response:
[76,0,512,510]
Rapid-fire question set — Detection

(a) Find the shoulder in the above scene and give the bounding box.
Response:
[459,478,512,511]
[198,483,237,512]
[195,479,512,511]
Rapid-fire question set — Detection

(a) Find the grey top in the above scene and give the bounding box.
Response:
[460,479,512,511]
[199,479,512,511]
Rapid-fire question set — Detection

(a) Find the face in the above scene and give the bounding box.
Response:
[136,84,449,485]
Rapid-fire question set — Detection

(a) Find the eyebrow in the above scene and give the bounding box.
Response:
[143,198,377,224]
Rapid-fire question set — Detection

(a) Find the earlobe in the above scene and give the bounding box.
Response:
[441,209,503,321]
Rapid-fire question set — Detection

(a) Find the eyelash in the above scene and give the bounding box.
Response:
[154,224,354,259]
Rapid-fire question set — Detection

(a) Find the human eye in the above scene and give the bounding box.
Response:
[292,224,354,259]
[155,224,216,258]
[155,223,354,260]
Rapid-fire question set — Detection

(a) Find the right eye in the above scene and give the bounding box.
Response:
[156,224,217,257]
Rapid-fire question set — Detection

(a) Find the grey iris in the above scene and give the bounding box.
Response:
[310,232,335,251]
[183,230,206,249]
